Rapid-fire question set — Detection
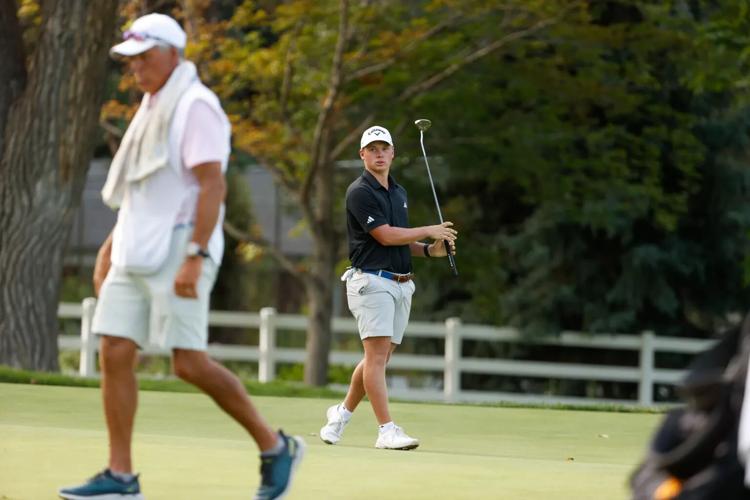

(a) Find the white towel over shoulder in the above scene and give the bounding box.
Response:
[101,61,198,209]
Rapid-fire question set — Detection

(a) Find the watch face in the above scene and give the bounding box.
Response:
[186,242,200,256]
[186,242,208,258]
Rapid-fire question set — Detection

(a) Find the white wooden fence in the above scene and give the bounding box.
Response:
[57,299,715,406]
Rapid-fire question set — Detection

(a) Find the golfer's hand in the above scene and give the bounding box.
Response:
[427,221,457,242]
[174,258,202,298]
[429,239,456,257]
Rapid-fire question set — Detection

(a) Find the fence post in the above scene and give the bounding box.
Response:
[444,317,462,403]
[259,307,277,383]
[79,297,98,377]
[639,330,655,406]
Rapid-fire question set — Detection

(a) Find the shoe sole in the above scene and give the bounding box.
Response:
[375,443,420,451]
[319,406,343,445]
[59,494,144,500]
[273,436,306,500]
[319,429,340,445]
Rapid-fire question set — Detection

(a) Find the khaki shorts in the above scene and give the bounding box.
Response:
[345,269,416,345]
[92,226,219,350]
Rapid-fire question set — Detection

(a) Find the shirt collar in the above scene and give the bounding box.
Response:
[145,89,161,109]
[362,169,397,191]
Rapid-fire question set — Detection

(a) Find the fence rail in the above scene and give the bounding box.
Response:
[58,299,715,406]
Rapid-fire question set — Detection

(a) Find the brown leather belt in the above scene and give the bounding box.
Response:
[362,269,413,283]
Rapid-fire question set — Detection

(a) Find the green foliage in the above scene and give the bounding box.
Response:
[0,364,343,398]
[211,164,279,314]
[277,362,352,384]
[104,0,750,341]
[409,1,750,337]
[59,274,94,303]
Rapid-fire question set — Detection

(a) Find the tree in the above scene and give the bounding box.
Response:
[437,0,750,337]
[198,0,578,384]
[0,0,120,370]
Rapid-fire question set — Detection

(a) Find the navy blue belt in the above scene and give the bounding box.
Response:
[362,269,413,283]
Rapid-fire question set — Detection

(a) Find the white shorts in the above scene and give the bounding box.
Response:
[345,269,416,345]
[92,226,219,350]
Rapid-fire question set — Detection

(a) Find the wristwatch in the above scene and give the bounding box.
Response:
[186,241,210,259]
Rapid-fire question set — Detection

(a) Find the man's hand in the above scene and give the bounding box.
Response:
[174,258,202,298]
[426,221,458,242]
[429,239,456,257]
[427,221,457,258]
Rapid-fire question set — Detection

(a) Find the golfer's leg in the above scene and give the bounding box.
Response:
[343,342,396,413]
[172,349,278,451]
[343,359,366,411]
[100,335,139,473]
[363,336,394,424]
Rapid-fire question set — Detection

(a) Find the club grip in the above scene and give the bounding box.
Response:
[444,240,458,277]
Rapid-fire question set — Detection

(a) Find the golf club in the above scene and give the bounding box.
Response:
[414,118,458,276]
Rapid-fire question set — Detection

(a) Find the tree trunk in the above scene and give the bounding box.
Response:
[303,258,336,386]
[303,149,339,385]
[0,0,120,370]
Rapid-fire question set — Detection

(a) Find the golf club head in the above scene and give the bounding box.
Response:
[414,119,432,132]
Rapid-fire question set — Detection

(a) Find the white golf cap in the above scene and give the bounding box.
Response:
[110,13,187,57]
[360,126,394,149]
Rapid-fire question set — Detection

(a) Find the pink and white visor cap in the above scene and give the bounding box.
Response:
[110,13,187,57]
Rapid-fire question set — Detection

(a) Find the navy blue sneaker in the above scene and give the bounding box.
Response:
[59,469,143,499]
[254,431,306,500]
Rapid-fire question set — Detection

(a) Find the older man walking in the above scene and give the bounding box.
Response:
[58,13,303,500]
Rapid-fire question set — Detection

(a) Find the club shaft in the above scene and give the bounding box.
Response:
[419,132,445,223]
[419,131,458,276]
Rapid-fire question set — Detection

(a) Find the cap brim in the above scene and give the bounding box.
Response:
[360,139,393,148]
[110,39,157,58]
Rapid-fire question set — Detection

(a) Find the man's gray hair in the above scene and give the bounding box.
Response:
[155,42,185,59]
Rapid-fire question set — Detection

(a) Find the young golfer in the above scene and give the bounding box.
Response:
[319,125,457,450]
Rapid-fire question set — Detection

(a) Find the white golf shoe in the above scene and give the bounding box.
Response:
[375,425,419,450]
[319,404,349,444]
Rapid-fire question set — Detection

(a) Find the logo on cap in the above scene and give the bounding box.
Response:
[360,125,393,148]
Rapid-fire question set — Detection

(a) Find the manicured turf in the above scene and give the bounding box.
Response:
[0,382,661,499]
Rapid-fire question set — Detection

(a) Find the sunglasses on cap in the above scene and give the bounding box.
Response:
[123,30,169,45]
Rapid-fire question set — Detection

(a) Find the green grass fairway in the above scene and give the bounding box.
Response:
[0,383,661,499]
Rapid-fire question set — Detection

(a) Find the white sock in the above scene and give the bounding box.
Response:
[378,421,395,433]
[260,434,285,457]
[109,470,135,482]
[338,404,353,421]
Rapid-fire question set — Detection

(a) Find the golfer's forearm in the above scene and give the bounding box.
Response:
[371,225,431,246]
[93,232,113,292]
[96,232,113,266]
[191,179,226,247]
[409,242,429,256]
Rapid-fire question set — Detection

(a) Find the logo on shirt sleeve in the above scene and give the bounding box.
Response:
[403,202,407,208]
[366,216,375,224]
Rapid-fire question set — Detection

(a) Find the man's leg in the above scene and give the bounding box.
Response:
[362,337,396,424]
[60,334,144,499]
[322,272,396,444]
[173,349,304,499]
[100,335,139,474]
[172,349,278,451]
[320,359,366,445]
[344,343,397,412]
[343,360,365,411]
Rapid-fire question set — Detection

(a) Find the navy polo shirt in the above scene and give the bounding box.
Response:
[346,170,412,274]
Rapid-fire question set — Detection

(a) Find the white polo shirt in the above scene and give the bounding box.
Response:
[110,82,231,273]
